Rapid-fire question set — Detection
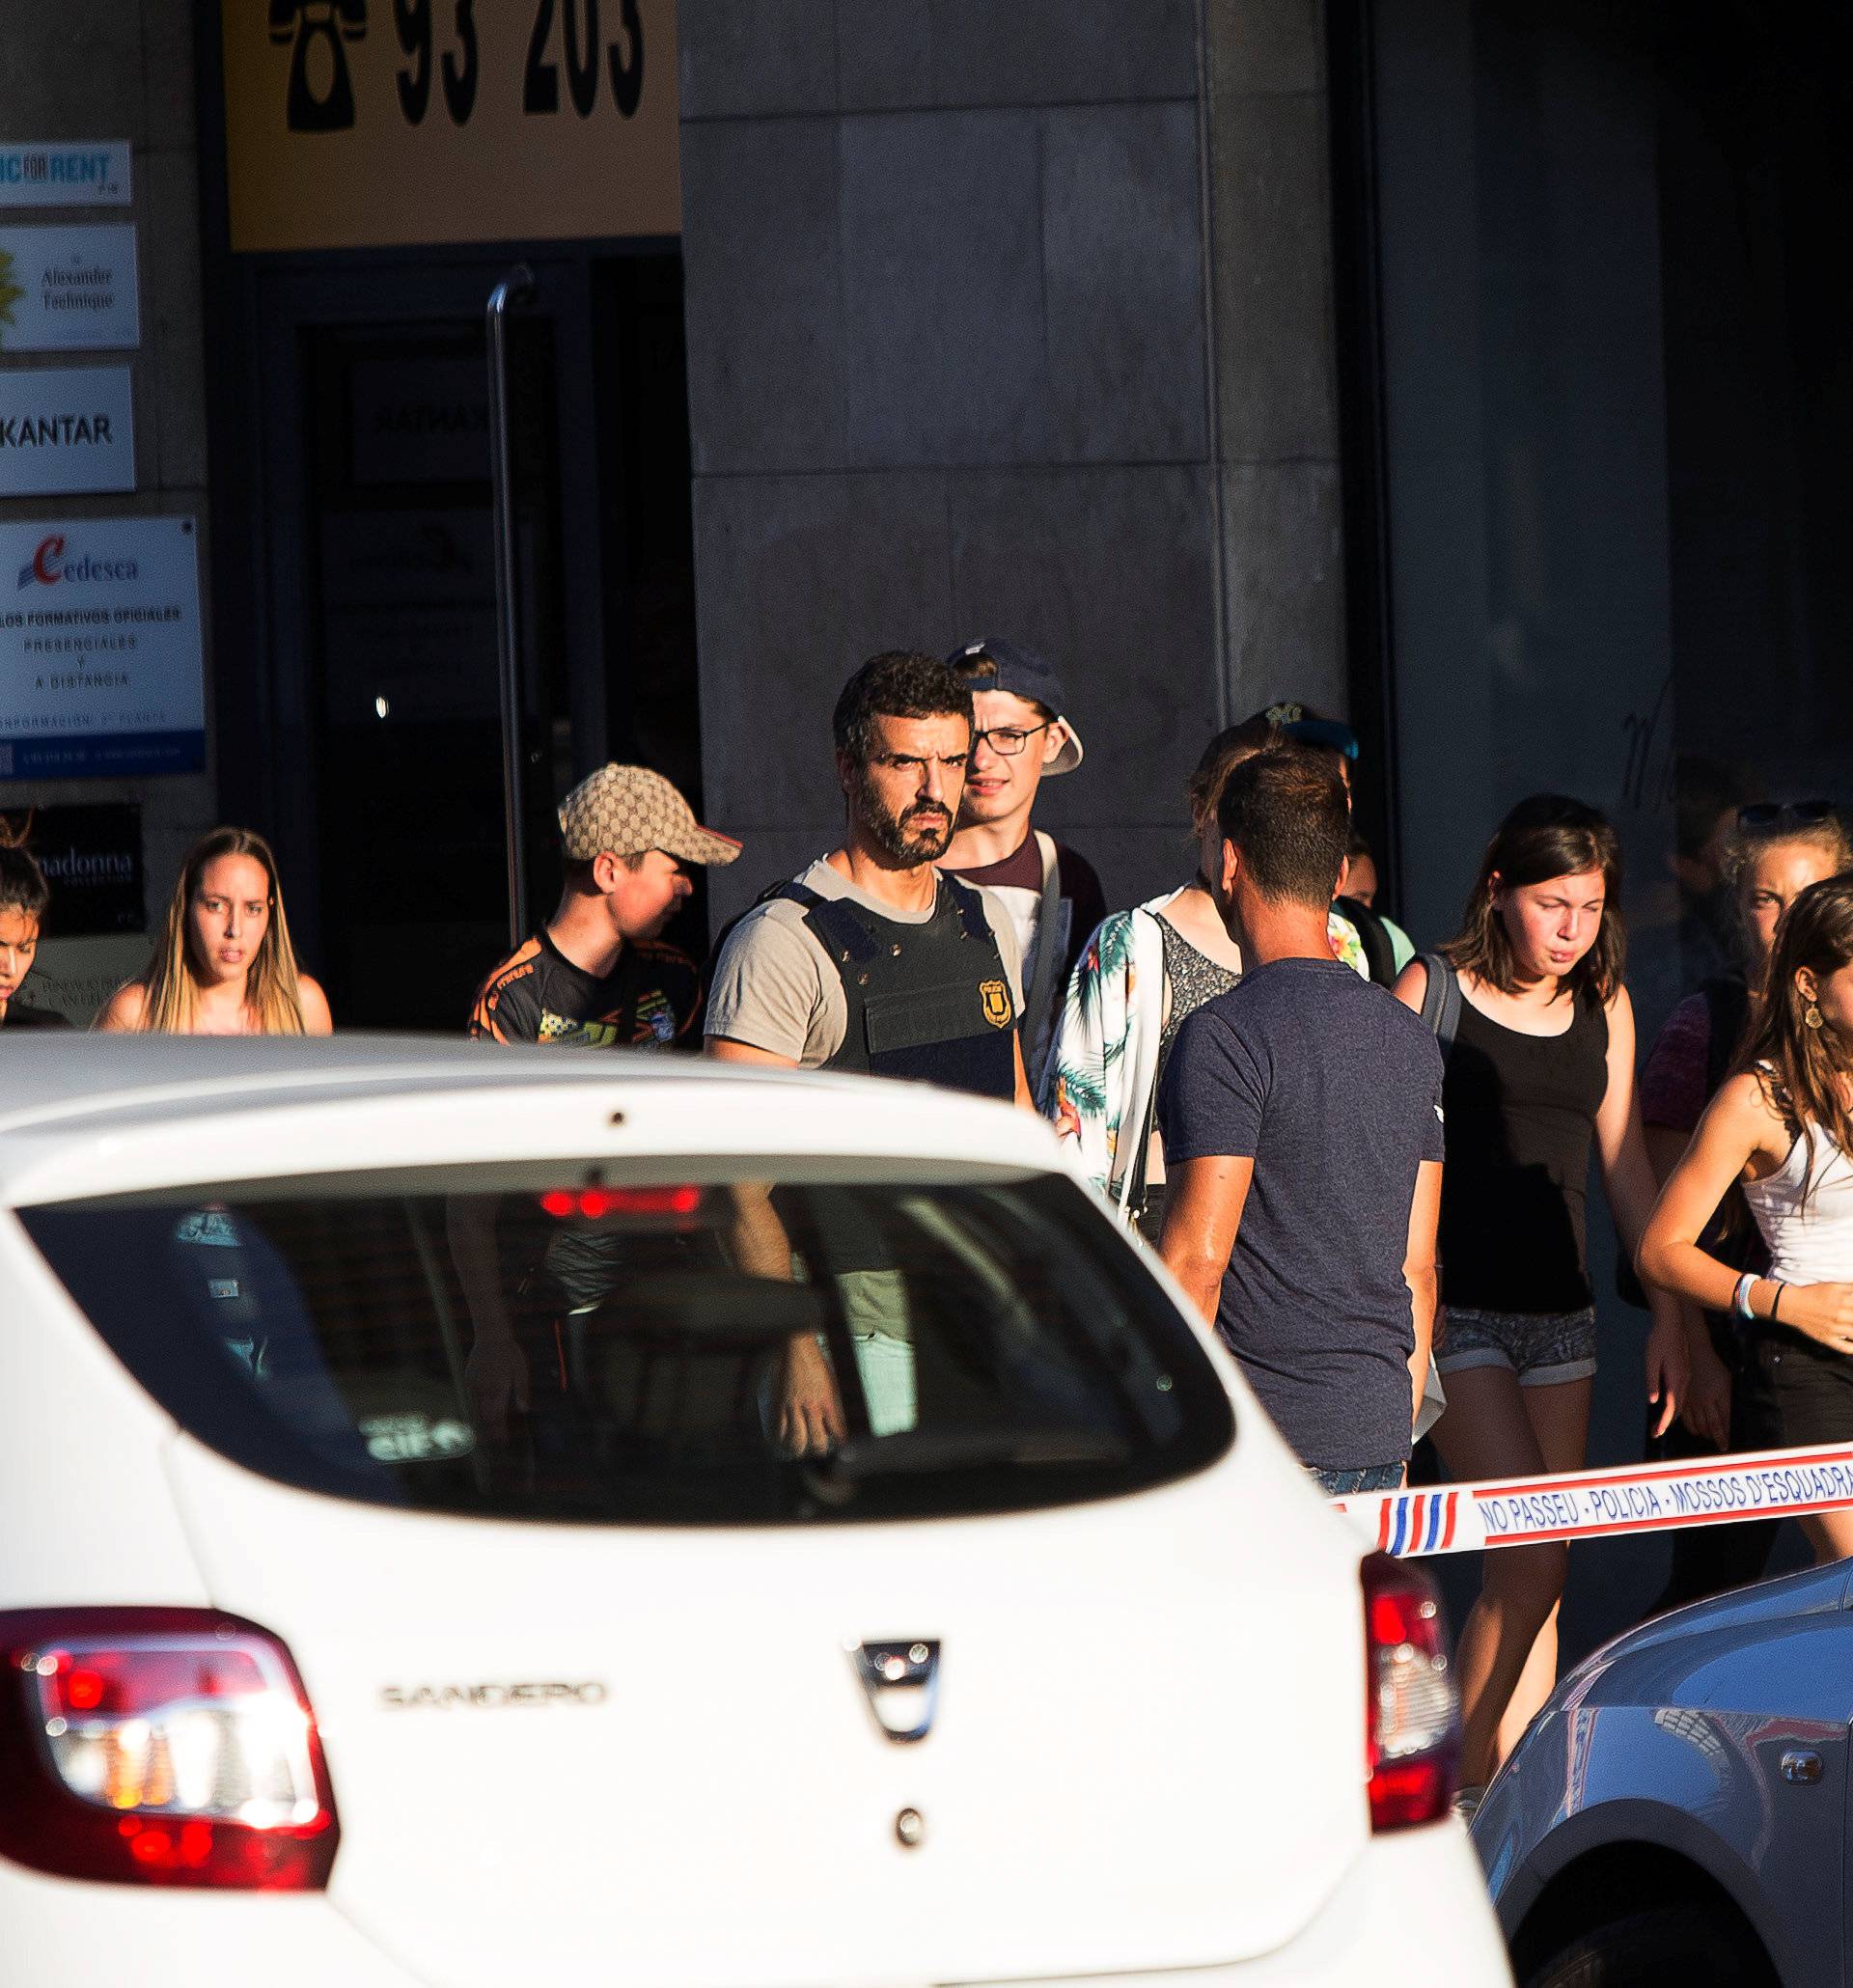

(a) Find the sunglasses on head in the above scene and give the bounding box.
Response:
[1737,800,1839,830]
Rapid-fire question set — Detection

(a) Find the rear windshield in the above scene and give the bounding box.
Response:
[21,1163,1231,1525]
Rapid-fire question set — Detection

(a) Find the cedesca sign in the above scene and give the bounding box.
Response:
[14,533,139,592]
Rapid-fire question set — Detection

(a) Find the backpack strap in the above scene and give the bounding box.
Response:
[1418,952,1461,1062]
[1019,831,1064,1045]
[1334,896,1397,986]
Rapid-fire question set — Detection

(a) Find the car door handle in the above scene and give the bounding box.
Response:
[1781,1749,1824,1785]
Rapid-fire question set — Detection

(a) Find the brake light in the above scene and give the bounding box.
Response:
[1361,1554,1459,1831]
[0,1609,338,1889]
[539,1185,704,1219]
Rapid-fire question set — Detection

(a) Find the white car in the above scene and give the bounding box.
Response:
[0,1035,1507,1986]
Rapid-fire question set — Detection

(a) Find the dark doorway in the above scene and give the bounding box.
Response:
[209,248,702,1032]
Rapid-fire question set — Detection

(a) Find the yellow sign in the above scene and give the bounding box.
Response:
[221,0,679,252]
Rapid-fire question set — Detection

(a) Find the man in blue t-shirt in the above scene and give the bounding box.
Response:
[1156,744,1444,1494]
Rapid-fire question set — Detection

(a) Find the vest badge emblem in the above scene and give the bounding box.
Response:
[979,980,1011,1030]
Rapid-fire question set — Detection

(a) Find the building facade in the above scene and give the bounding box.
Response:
[2,0,1848,1658]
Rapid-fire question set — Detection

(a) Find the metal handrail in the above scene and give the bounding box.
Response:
[486,264,536,951]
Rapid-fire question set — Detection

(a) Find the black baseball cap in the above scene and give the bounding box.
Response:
[947,638,1084,773]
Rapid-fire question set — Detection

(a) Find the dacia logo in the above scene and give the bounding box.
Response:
[980,979,1011,1029]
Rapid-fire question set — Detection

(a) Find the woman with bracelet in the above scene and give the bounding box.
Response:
[1639,804,1852,1608]
[1640,874,1853,1563]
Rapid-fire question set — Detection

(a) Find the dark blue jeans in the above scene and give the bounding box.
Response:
[1310,1461,1405,1497]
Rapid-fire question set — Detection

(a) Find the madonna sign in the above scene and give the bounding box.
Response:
[0,224,140,351]
[0,367,134,495]
[0,516,204,780]
[2,804,145,936]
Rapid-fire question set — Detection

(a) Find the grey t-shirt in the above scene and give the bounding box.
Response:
[1156,956,1445,1471]
[705,857,1024,1068]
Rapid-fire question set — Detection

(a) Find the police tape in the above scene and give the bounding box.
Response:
[1331,1441,1853,1557]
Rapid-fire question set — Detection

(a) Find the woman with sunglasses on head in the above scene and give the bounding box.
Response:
[96,826,331,1035]
[1639,802,1853,1608]
[1393,795,1686,1808]
[1641,874,1853,1561]
[1043,716,1378,1240]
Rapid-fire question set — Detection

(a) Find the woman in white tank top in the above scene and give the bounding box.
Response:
[1642,872,1853,1561]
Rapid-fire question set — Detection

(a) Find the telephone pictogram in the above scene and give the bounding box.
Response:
[269,0,368,133]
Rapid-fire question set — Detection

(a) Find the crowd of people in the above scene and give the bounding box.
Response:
[4,641,1851,1806]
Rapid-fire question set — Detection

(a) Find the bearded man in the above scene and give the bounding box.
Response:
[704,650,1032,1455]
[705,649,1029,1104]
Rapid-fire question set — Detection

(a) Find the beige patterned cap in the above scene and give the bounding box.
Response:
[558,764,742,867]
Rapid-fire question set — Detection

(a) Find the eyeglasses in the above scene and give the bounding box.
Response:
[1737,800,1839,830]
[972,722,1052,758]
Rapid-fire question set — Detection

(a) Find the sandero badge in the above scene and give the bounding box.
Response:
[380,1681,609,1709]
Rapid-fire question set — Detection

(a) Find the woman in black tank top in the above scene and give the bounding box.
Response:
[1393,797,1687,1807]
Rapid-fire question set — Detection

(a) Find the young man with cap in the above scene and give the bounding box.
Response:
[456,766,739,1442]
[468,762,739,1048]
[705,651,1031,1456]
[941,637,1107,1081]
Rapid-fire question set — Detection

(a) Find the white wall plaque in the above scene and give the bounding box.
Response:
[0,516,204,780]
[0,143,131,207]
[0,224,140,352]
[0,367,134,495]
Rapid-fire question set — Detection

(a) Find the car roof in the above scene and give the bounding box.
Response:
[0,1035,1068,1204]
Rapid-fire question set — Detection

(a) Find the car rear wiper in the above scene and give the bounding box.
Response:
[816,1425,1132,1478]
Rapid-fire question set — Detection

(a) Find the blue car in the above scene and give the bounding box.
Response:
[1473,1556,1849,1986]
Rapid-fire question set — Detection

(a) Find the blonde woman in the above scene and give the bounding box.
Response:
[97,826,331,1035]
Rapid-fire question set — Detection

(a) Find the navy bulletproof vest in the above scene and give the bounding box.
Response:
[770,876,1018,1101]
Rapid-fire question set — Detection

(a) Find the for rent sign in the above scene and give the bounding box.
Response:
[0,143,131,207]
[0,517,204,779]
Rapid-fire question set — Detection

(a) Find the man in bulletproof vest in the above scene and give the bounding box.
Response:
[705,649,1029,1101]
[705,649,1032,1455]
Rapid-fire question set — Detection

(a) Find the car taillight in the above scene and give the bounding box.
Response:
[1362,1553,1459,1831]
[0,1609,338,1889]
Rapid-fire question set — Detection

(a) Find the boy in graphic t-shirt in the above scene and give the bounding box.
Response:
[941,639,1106,1081]
[456,765,741,1439]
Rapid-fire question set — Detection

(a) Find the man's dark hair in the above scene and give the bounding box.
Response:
[0,818,50,923]
[1215,744,1351,907]
[833,651,973,760]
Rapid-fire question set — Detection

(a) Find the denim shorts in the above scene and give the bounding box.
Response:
[1309,1461,1406,1497]
[1435,1304,1597,1387]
